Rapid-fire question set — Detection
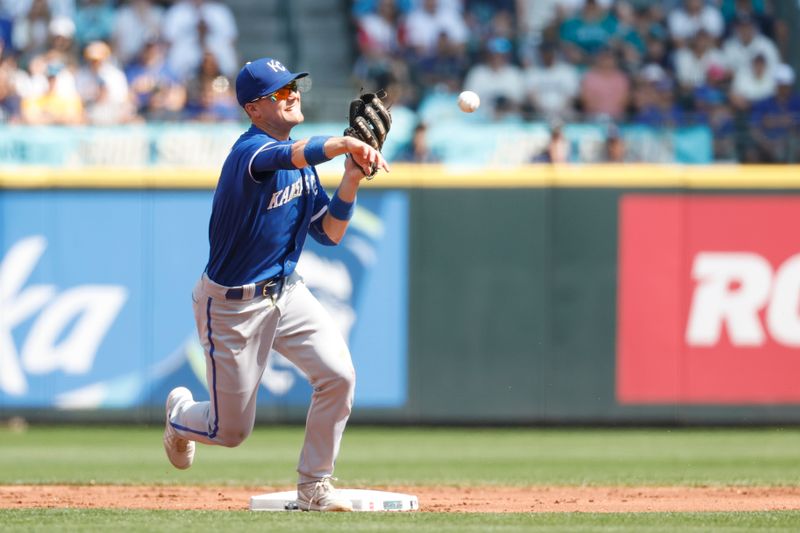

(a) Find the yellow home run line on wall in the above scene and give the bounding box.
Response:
[1,164,799,189]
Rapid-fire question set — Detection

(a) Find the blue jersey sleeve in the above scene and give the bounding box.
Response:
[308,168,337,246]
[248,139,297,180]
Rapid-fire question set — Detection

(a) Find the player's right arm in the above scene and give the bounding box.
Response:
[289,136,388,174]
[249,136,388,178]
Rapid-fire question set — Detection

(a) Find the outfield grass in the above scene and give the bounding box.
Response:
[2,426,800,532]
[2,509,800,533]
[1,426,799,486]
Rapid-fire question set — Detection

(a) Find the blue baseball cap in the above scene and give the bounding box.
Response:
[235,57,308,107]
[487,37,512,55]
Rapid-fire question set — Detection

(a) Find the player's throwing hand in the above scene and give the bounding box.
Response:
[346,138,390,178]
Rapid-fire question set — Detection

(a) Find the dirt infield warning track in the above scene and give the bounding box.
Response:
[2,485,800,513]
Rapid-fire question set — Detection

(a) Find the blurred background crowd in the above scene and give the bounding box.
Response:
[0,0,798,163]
[353,0,800,163]
[0,0,240,126]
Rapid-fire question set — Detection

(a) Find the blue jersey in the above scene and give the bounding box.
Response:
[205,125,332,286]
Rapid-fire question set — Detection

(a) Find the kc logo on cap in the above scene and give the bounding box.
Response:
[235,57,308,107]
[266,59,286,73]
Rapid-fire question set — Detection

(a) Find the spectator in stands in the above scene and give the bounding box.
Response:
[0,8,10,50]
[631,64,658,120]
[637,2,671,70]
[11,0,54,61]
[84,76,137,124]
[722,14,780,75]
[75,40,129,108]
[356,0,400,57]
[522,41,580,121]
[749,64,800,162]
[352,41,395,95]
[186,78,239,122]
[580,46,630,120]
[674,29,726,91]
[125,39,179,117]
[603,124,626,162]
[0,53,22,122]
[3,0,73,19]
[353,0,407,97]
[667,0,724,48]
[162,0,238,81]
[558,0,617,67]
[516,0,590,46]
[693,83,736,161]
[485,6,516,43]
[144,77,186,121]
[384,59,416,108]
[42,15,76,63]
[74,0,114,49]
[531,119,571,163]
[722,1,789,64]
[184,49,238,121]
[640,32,670,73]
[612,1,648,74]
[633,69,684,128]
[465,2,515,58]
[20,15,78,99]
[21,61,82,124]
[729,53,776,110]
[394,122,441,162]
[20,18,79,103]
[720,0,782,43]
[112,0,163,67]
[462,37,524,119]
[631,2,669,45]
[414,30,468,94]
[402,0,468,60]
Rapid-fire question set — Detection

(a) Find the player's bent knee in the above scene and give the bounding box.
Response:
[215,425,253,448]
[316,364,356,400]
[333,364,356,392]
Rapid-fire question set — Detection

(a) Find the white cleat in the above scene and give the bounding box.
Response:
[296,477,353,512]
[163,387,195,470]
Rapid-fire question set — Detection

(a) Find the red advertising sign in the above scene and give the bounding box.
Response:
[617,195,800,404]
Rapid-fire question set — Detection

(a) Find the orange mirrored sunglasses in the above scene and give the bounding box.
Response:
[250,78,311,103]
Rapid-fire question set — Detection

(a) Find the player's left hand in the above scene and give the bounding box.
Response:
[343,90,392,178]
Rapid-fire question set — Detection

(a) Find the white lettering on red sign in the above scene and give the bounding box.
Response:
[686,252,800,347]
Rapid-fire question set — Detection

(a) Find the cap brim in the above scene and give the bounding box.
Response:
[238,61,311,107]
[260,71,309,99]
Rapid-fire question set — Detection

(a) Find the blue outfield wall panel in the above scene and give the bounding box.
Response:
[0,190,408,413]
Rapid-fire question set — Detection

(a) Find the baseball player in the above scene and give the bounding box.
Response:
[163,57,390,512]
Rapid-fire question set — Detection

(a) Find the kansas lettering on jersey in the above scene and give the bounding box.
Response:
[267,170,319,210]
[205,125,331,287]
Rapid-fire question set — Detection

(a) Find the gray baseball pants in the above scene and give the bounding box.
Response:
[170,272,355,483]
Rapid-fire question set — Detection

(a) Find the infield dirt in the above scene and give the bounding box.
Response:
[2,485,800,513]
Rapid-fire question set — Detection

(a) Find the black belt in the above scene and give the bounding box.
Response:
[225,276,285,301]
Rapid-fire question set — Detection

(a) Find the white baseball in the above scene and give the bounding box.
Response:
[458,91,480,113]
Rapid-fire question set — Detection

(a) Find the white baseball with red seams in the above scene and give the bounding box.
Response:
[457,91,480,113]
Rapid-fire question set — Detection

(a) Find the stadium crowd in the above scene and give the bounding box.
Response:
[0,0,798,163]
[352,0,800,162]
[0,0,241,125]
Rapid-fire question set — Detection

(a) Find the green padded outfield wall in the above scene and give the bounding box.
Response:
[397,165,800,425]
